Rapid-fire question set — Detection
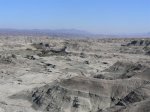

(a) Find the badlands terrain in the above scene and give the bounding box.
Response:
[0,36,150,112]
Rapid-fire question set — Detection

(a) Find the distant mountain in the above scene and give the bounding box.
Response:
[0,29,94,38]
[147,32,150,35]
[0,29,150,38]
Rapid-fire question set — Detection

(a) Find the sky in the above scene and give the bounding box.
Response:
[0,0,150,34]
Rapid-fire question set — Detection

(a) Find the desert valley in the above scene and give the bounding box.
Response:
[0,36,149,112]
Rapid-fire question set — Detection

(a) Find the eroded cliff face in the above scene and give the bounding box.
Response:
[28,74,149,112]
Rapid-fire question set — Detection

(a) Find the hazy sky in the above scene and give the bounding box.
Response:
[0,0,150,34]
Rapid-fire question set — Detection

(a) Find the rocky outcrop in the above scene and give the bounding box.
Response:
[32,42,68,56]
[0,54,17,64]
[126,40,150,46]
[94,61,146,80]
[29,76,147,112]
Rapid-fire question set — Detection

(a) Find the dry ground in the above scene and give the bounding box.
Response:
[0,37,149,112]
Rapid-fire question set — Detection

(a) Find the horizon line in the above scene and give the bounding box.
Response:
[0,28,149,36]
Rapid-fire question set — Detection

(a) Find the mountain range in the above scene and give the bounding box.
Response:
[0,28,150,38]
